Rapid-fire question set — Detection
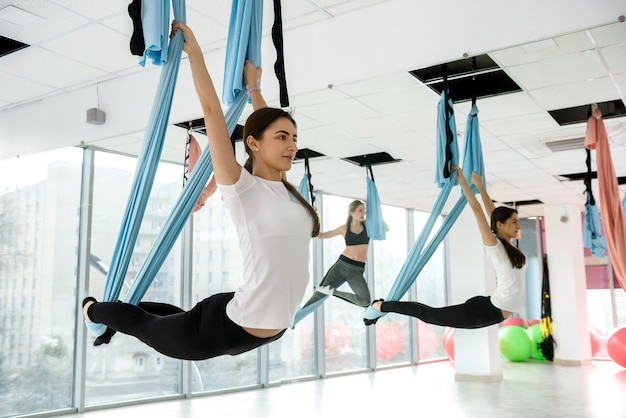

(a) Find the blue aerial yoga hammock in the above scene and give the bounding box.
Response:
[583,149,607,258]
[297,151,315,204]
[87,0,263,337]
[365,163,386,241]
[138,0,170,67]
[363,88,486,325]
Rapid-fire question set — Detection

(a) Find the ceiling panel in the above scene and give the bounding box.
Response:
[528,76,620,110]
[0,46,108,88]
[40,23,137,72]
[0,1,625,219]
[0,0,89,44]
[0,71,56,102]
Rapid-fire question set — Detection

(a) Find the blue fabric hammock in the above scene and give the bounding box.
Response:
[297,152,314,204]
[298,175,311,203]
[139,0,170,67]
[583,149,607,258]
[365,165,386,241]
[363,97,485,324]
[87,0,263,337]
[584,193,607,258]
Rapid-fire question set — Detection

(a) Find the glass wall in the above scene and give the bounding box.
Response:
[0,148,83,416]
[319,195,368,374]
[191,186,258,391]
[0,145,448,417]
[585,253,625,359]
[85,151,185,406]
[372,205,411,366]
[412,211,447,361]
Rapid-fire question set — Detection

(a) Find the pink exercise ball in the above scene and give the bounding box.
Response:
[442,327,454,361]
[607,327,626,368]
[500,317,527,328]
[589,328,600,357]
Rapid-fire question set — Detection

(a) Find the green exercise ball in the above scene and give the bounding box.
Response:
[499,325,533,362]
[526,324,547,360]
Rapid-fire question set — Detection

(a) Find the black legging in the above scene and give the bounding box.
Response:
[87,292,285,361]
[380,296,505,329]
[301,256,371,309]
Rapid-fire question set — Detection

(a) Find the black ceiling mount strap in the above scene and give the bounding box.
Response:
[183,122,192,187]
[366,160,375,183]
[471,56,477,107]
[128,0,145,56]
[272,0,289,107]
[584,148,596,206]
[442,64,453,179]
[303,150,315,204]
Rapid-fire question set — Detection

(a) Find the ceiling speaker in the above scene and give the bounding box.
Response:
[86,108,105,125]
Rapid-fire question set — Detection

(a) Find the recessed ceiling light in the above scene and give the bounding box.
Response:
[0,5,44,27]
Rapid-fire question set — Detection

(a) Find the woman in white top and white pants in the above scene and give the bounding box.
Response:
[371,167,526,329]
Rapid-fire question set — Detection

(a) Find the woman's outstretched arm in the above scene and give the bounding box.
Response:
[244,60,267,110]
[471,172,496,218]
[172,21,240,185]
[317,225,346,240]
[455,167,496,246]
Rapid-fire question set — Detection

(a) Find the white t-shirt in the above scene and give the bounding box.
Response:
[483,239,526,313]
[218,169,312,329]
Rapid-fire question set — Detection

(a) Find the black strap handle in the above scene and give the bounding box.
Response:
[272,0,289,107]
[302,151,315,204]
[442,65,453,179]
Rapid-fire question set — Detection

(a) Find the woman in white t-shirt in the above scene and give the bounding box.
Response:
[370,167,526,329]
[82,22,320,360]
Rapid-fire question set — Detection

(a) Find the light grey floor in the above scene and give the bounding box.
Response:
[68,360,626,418]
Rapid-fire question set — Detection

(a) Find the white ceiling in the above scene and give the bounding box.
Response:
[0,0,625,217]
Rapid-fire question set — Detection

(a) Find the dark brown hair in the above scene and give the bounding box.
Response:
[491,206,526,269]
[242,107,320,237]
[345,200,365,230]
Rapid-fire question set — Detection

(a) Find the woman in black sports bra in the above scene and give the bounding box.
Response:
[301,200,374,308]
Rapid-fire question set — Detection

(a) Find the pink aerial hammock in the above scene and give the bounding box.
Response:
[584,104,626,289]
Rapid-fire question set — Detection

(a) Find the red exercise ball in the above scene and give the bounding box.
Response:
[442,327,454,361]
[607,327,626,368]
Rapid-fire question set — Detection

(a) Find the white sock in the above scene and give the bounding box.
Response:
[316,285,334,296]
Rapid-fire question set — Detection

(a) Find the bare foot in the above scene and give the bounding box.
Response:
[83,300,95,322]
[372,300,383,311]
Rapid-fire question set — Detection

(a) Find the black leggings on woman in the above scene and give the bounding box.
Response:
[379,296,505,329]
[87,292,285,361]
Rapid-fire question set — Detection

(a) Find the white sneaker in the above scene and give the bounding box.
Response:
[316,285,334,296]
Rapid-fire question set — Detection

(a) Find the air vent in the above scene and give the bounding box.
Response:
[0,34,29,58]
[544,136,586,152]
[409,54,522,103]
[341,152,400,167]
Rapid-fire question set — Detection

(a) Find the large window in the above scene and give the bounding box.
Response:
[85,151,184,406]
[585,252,625,359]
[412,211,447,361]
[321,195,369,373]
[372,205,411,366]
[0,145,451,416]
[191,187,258,392]
[0,148,83,416]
